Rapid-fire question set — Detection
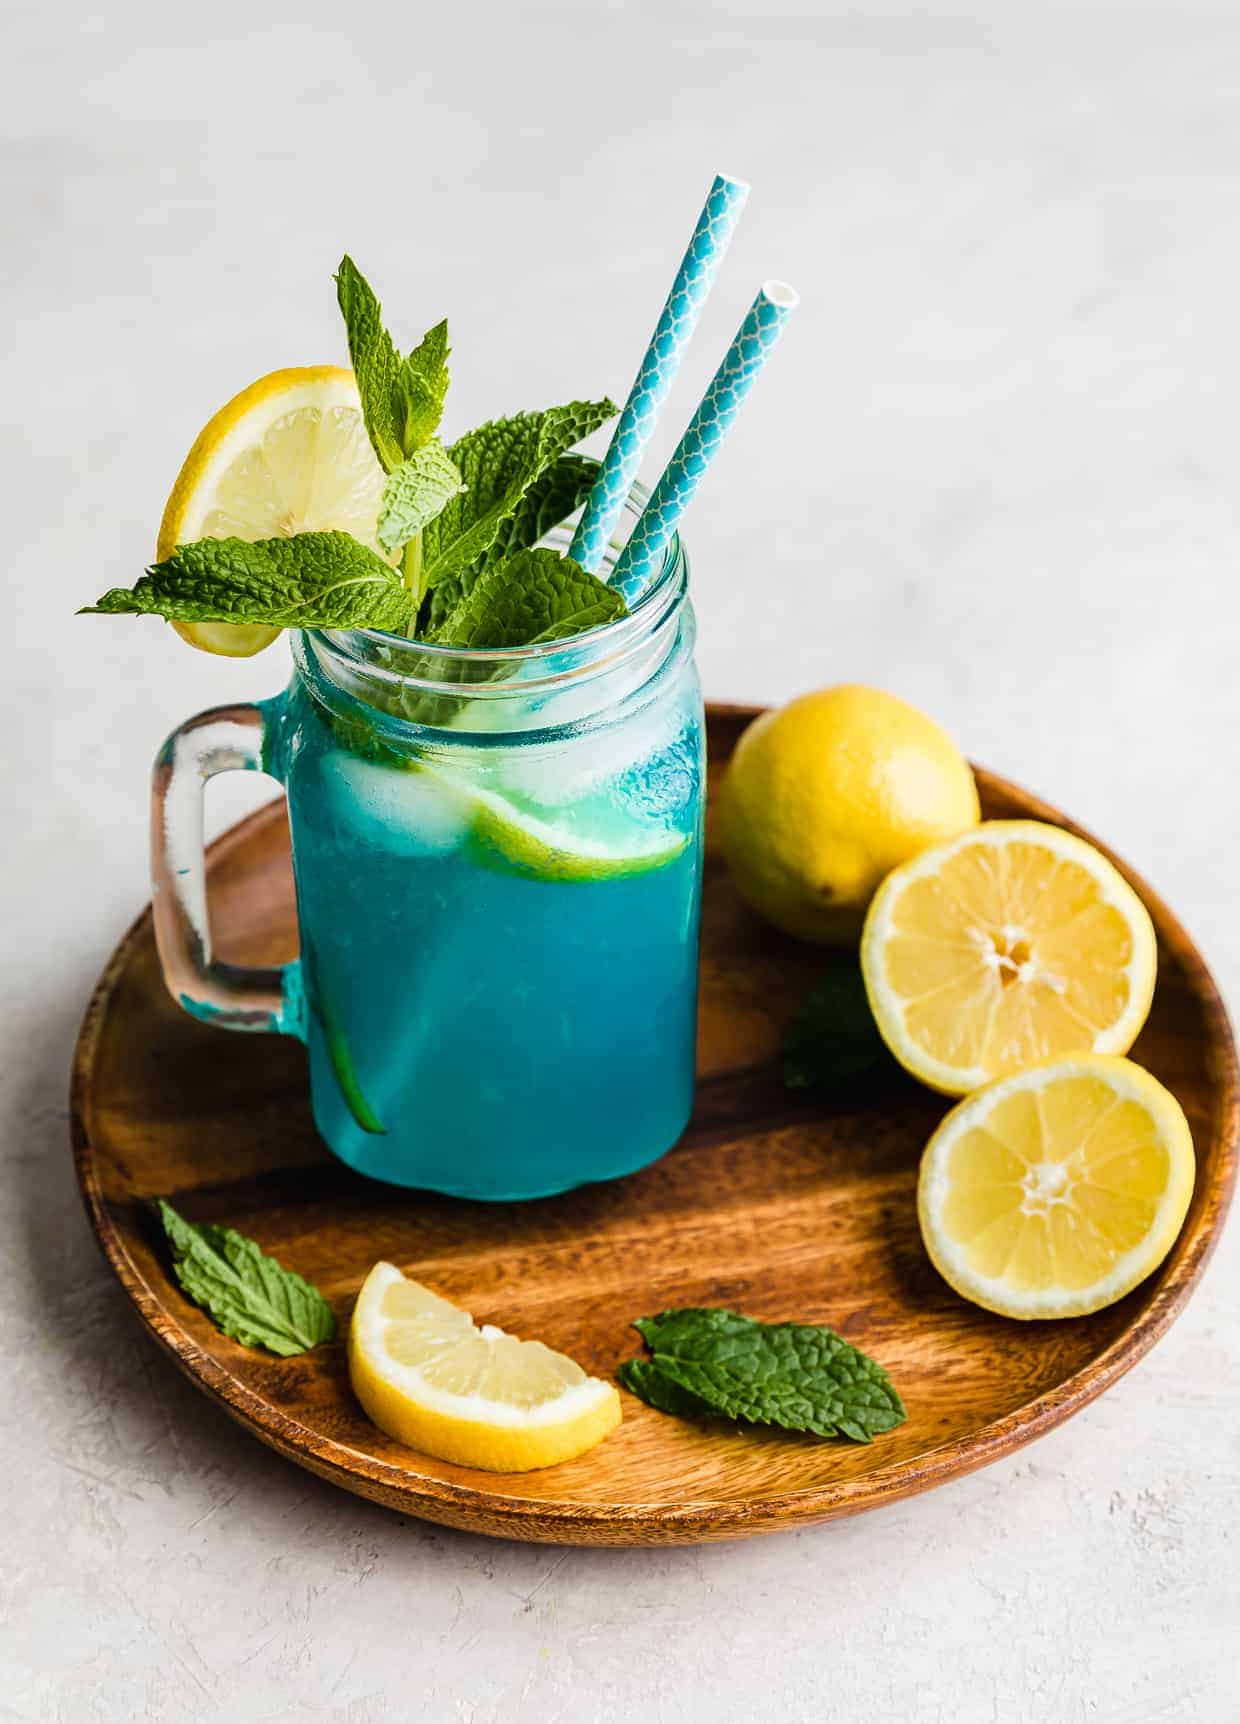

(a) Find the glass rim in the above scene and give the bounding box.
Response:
[301,479,688,700]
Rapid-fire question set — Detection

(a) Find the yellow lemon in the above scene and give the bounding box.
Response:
[861,820,1157,1095]
[156,366,387,657]
[717,685,980,943]
[348,1263,621,1472]
[917,1054,1194,1318]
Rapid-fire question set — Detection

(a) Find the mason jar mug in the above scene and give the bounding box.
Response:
[150,513,705,1200]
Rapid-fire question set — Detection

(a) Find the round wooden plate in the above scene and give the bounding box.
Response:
[72,705,1238,1545]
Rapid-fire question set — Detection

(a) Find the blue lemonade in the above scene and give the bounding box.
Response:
[277,612,704,1199]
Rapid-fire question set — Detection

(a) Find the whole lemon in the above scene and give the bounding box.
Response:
[717,685,980,943]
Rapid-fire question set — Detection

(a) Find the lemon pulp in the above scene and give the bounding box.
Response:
[918,1055,1194,1318]
[862,820,1157,1095]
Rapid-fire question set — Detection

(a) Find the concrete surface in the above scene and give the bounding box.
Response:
[4,2,1238,1718]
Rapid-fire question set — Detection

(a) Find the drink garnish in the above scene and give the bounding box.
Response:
[619,1306,905,1443]
[157,1201,335,1357]
[82,257,621,648]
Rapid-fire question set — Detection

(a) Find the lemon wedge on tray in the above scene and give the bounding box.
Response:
[157,365,388,657]
[918,1054,1194,1319]
[349,1263,621,1472]
[861,821,1157,1096]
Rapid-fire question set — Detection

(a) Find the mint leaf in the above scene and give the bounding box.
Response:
[430,547,626,649]
[377,441,466,552]
[474,453,598,574]
[784,957,898,1093]
[157,1201,335,1356]
[421,453,598,635]
[84,533,419,633]
[420,399,616,590]
[335,255,405,472]
[395,318,450,451]
[632,1308,905,1443]
[617,1358,720,1420]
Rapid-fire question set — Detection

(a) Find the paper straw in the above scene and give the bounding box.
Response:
[568,172,750,573]
[610,281,799,601]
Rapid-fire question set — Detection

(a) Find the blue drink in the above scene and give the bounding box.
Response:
[281,649,703,1196]
[151,522,705,1199]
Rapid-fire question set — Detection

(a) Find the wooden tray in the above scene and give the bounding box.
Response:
[71,705,1238,1545]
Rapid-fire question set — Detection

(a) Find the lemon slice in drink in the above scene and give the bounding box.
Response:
[349,1263,622,1471]
[861,821,1157,1096]
[918,1054,1194,1318]
[157,365,387,657]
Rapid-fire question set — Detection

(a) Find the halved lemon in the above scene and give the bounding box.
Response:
[861,821,1157,1095]
[157,366,387,657]
[348,1263,622,1472]
[918,1054,1194,1318]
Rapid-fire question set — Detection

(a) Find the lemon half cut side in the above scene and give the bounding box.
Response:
[348,1263,622,1472]
[861,820,1158,1096]
[917,1054,1195,1319]
[157,366,388,657]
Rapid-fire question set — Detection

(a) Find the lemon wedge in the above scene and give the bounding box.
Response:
[157,365,388,657]
[860,820,1157,1095]
[348,1263,621,1472]
[918,1054,1194,1318]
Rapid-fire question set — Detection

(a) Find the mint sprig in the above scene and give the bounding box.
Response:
[157,1201,335,1356]
[335,256,451,474]
[84,258,627,652]
[620,1307,906,1443]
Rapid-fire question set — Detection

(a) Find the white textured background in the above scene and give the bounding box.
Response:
[5,2,1239,1718]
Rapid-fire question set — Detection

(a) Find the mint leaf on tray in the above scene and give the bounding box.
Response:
[784,955,899,1093]
[621,1307,905,1443]
[84,532,420,634]
[157,1201,335,1357]
[617,1357,720,1421]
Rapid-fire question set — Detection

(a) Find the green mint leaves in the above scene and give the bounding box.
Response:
[430,548,626,648]
[85,533,420,634]
[420,400,617,592]
[619,1307,906,1443]
[783,956,901,1093]
[85,256,626,652]
[377,441,468,553]
[335,256,451,473]
[157,1201,335,1357]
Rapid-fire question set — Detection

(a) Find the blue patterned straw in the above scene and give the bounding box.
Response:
[568,172,750,573]
[610,281,799,602]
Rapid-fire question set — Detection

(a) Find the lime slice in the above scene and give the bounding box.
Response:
[467,785,687,882]
[326,750,686,882]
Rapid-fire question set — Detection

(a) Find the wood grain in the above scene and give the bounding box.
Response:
[70,705,1239,1545]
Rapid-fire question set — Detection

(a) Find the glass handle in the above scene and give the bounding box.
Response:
[150,700,300,1035]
